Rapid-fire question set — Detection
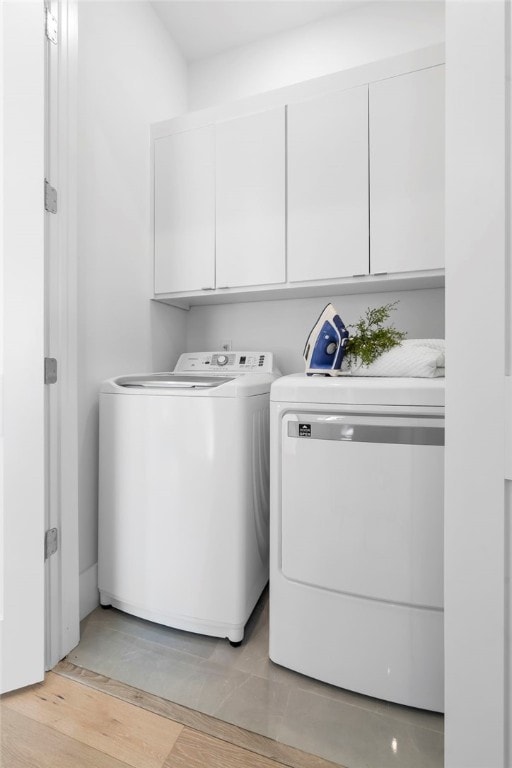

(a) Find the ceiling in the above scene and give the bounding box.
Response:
[151,1,360,61]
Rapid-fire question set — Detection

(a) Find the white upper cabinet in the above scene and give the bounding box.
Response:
[154,126,215,294]
[215,107,286,288]
[152,49,446,304]
[369,65,445,274]
[287,85,369,282]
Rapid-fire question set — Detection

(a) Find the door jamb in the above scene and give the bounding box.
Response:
[44,0,80,670]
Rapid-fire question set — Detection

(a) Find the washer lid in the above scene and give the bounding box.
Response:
[116,374,234,389]
[271,373,445,407]
[100,371,278,397]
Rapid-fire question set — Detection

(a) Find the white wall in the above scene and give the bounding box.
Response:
[186,290,445,374]
[186,3,445,368]
[77,1,188,617]
[189,0,445,110]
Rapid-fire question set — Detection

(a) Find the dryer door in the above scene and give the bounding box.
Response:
[280,411,444,609]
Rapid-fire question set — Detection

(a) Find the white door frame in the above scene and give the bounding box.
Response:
[445,1,509,765]
[44,0,80,670]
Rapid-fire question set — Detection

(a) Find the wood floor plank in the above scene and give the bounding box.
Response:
[165,727,289,768]
[55,661,343,768]
[0,706,133,768]
[2,672,183,768]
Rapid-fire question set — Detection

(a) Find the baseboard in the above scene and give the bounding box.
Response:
[79,563,99,620]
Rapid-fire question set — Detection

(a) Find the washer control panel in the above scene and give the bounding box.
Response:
[174,351,275,374]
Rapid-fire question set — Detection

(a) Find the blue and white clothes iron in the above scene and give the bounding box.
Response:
[303,303,349,376]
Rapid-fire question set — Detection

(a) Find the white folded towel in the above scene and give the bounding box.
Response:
[341,339,445,378]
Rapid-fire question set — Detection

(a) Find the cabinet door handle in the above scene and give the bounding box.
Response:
[372,271,388,276]
[352,273,367,278]
[201,287,215,291]
[218,286,230,289]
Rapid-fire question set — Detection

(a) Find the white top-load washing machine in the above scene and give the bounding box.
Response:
[98,351,280,644]
[269,375,444,711]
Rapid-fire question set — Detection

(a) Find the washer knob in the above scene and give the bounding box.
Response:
[217,354,229,366]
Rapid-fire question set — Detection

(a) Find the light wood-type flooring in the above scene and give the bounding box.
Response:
[0,671,340,768]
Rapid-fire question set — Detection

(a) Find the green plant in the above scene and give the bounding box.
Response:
[345,302,406,368]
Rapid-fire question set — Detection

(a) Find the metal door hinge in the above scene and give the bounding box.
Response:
[44,357,58,384]
[44,180,57,214]
[45,528,58,560]
[45,7,58,45]
[505,376,512,480]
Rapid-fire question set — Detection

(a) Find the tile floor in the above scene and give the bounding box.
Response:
[70,590,444,768]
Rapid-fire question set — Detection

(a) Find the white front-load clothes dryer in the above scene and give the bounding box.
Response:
[269,374,444,711]
[98,351,280,644]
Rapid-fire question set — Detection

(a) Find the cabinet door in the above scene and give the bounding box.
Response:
[287,85,369,282]
[216,108,285,288]
[370,65,444,274]
[154,126,215,294]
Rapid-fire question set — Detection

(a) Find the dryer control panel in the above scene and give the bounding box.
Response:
[174,351,276,374]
